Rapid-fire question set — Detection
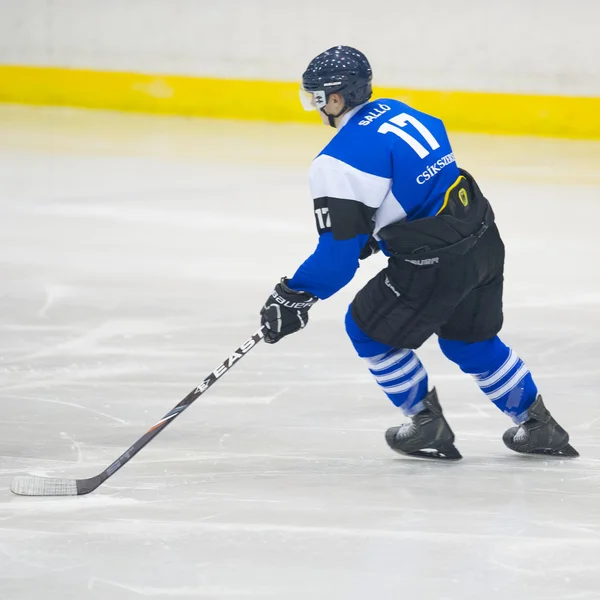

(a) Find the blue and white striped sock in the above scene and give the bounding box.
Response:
[438,336,537,423]
[365,349,429,416]
[474,349,537,423]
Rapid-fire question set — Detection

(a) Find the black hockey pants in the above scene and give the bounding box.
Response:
[351,170,505,349]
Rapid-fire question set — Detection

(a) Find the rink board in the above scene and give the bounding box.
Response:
[1,65,600,138]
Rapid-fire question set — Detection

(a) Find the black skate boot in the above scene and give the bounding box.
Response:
[503,395,579,457]
[385,388,462,460]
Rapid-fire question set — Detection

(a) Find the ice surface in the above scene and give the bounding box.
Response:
[1,105,600,599]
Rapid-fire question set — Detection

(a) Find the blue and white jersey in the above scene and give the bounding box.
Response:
[288,98,460,300]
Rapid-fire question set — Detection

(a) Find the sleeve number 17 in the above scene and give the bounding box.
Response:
[378,113,440,159]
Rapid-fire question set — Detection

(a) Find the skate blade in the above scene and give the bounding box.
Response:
[524,443,579,458]
[393,445,463,461]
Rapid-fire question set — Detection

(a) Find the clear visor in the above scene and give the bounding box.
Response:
[299,86,327,111]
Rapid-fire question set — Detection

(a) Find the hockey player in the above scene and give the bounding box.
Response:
[259,46,578,460]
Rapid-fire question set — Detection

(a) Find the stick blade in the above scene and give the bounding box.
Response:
[10,476,79,496]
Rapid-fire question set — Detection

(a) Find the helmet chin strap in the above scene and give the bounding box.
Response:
[321,105,349,129]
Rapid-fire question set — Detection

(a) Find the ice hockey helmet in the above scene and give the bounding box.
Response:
[301,46,372,126]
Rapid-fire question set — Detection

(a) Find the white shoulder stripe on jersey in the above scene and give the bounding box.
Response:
[309,154,391,209]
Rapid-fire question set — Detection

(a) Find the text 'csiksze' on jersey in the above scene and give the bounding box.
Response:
[288,98,461,300]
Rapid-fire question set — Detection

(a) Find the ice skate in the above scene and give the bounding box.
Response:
[503,395,579,457]
[385,388,462,460]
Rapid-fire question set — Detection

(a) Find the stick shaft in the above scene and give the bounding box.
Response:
[101,327,266,482]
[11,327,266,496]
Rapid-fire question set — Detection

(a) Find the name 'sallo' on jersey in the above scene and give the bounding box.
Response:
[288,98,460,300]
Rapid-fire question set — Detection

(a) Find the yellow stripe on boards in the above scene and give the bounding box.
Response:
[0,65,599,139]
[378,86,600,139]
[0,66,311,122]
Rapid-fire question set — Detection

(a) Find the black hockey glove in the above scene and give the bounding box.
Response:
[359,235,381,260]
[260,278,318,344]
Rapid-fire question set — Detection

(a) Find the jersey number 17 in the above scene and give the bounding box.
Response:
[378,113,440,159]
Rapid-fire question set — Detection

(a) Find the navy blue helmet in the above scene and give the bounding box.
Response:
[301,46,373,113]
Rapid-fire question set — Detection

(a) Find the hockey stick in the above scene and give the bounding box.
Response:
[10,327,266,497]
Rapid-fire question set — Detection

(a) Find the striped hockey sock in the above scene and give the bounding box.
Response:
[364,349,429,416]
[473,349,537,423]
[439,336,538,423]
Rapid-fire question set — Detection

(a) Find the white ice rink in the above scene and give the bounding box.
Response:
[1,105,599,599]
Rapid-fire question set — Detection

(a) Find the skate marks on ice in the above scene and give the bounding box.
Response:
[3,438,600,598]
